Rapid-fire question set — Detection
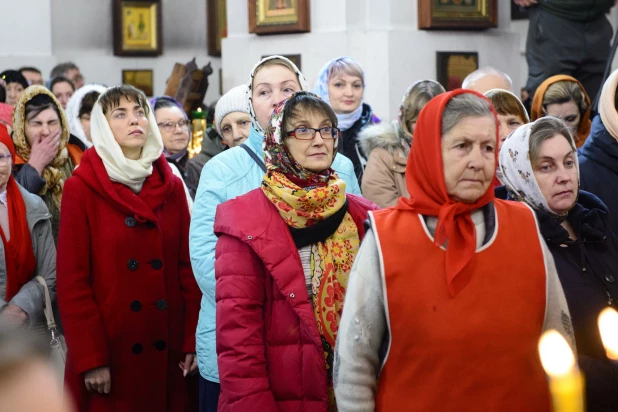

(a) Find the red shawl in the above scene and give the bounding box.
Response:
[396,90,499,297]
[0,125,35,300]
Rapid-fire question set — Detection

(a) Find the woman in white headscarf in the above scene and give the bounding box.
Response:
[56,85,201,412]
[65,84,107,149]
[314,57,379,183]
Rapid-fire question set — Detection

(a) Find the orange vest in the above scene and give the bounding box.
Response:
[371,199,551,412]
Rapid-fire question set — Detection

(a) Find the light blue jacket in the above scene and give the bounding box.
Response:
[189,127,361,382]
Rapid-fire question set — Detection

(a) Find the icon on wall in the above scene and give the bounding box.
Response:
[419,0,498,30]
[249,0,311,35]
[113,0,162,56]
[122,70,154,97]
[208,0,227,57]
[436,52,479,91]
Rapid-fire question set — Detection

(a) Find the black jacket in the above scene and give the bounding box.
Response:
[579,115,618,237]
[497,188,618,411]
[340,103,374,185]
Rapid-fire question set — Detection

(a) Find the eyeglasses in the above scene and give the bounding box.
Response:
[157,120,190,133]
[0,154,12,165]
[286,127,340,141]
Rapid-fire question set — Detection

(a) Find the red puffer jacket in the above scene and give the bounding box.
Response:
[214,188,378,412]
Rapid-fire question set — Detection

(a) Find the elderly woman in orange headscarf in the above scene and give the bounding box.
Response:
[333,90,574,411]
[531,75,591,147]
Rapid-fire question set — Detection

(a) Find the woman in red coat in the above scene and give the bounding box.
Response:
[214,91,378,412]
[57,85,201,412]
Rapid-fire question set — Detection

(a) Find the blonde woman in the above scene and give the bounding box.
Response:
[360,80,444,207]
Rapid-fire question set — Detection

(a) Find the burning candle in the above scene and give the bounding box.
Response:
[538,330,584,412]
[598,307,618,360]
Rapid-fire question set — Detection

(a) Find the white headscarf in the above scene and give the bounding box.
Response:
[246,55,309,134]
[313,57,365,131]
[66,84,107,149]
[90,89,163,193]
[499,120,579,217]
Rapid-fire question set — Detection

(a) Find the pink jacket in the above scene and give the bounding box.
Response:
[214,188,377,412]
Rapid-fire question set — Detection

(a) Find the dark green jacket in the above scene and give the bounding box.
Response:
[539,0,613,22]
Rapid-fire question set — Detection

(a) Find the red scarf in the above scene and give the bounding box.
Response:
[395,90,499,297]
[0,126,36,300]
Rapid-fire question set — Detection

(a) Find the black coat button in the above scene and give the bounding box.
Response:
[125,216,136,227]
[605,274,615,283]
[150,259,163,270]
[155,340,167,351]
[130,300,142,312]
[128,259,139,271]
[132,343,143,354]
[156,299,168,311]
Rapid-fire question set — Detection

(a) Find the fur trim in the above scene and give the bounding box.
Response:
[359,121,401,156]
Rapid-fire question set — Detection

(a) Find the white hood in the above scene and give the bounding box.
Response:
[65,84,107,149]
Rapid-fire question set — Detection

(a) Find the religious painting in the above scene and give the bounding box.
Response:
[418,0,497,30]
[261,54,301,71]
[208,0,227,57]
[436,52,479,91]
[122,70,154,97]
[248,0,310,35]
[113,0,163,56]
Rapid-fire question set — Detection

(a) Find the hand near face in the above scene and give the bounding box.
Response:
[0,304,28,326]
[29,130,61,175]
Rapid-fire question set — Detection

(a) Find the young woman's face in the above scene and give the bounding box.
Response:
[497,113,525,151]
[545,101,580,134]
[79,113,92,142]
[327,73,364,114]
[6,83,24,107]
[155,106,190,154]
[24,108,61,147]
[532,134,578,215]
[105,96,149,153]
[220,112,252,147]
[51,82,74,110]
[284,109,336,173]
[252,65,301,129]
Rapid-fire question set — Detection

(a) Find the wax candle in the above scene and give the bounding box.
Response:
[598,307,618,360]
[189,108,207,159]
[538,330,584,412]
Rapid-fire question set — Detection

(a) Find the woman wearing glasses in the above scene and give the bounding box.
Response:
[151,96,196,204]
[213,91,377,412]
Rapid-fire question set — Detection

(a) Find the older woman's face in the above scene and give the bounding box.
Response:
[546,101,580,134]
[328,73,363,114]
[532,134,578,214]
[155,106,190,154]
[497,113,525,150]
[51,82,74,110]
[0,143,11,191]
[442,116,496,203]
[105,96,148,158]
[284,110,335,173]
[252,65,301,129]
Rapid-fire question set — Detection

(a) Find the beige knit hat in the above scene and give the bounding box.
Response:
[215,84,250,135]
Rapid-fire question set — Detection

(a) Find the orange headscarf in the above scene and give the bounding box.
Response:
[0,125,36,301]
[531,75,591,147]
[396,89,499,297]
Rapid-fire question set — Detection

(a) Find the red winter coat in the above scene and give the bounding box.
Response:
[57,149,201,412]
[214,189,378,412]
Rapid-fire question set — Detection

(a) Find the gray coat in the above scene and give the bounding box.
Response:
[0,184,56,330]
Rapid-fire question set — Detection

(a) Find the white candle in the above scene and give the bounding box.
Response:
[598,307,618,360]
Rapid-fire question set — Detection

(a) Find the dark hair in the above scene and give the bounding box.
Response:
[50,62,78,80]
[0,70,28,89]
[18,66,41,75]
[50,76,75,93]
[0,85,5,103]
[79,91,101,118]
[98,85,150,116]
[153,97,183,113]
[282,92,338,134]
[25,94,61,122]
[529,117,575,166]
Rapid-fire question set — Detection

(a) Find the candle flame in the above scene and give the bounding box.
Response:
[197,107,202,113]
[539,330,575,378]
[598,307,618,360]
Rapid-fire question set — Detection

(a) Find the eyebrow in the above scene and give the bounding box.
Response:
[537,151,575,161]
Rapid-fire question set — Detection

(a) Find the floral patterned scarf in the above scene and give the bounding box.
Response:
[261,92,359,410]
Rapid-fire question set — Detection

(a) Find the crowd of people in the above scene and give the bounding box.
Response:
[1,4,618,410]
